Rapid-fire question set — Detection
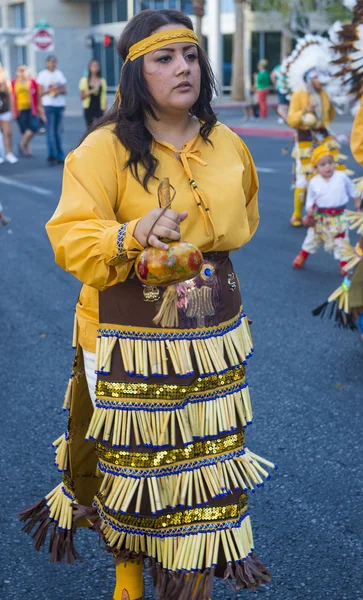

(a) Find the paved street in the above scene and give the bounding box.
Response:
[0,117,362,600]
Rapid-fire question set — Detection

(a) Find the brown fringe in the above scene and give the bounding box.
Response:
[146,552,271,599]
[18,498,80,564]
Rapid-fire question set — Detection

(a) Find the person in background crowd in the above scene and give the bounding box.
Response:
[256,59,270,119]
[37,55,67,165]
[271,63,289,124]
[0,200,9,225]
[11,65,44,157]
[79,59,107,128]
[0,65,18,164]
[242,74,257,121]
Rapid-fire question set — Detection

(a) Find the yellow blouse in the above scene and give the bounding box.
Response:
[46,122,259,352]
[287,89,335,130]
[351,96,363,167]
[15,81,31,110]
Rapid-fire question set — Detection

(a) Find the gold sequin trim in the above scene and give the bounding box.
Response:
[95,492,248,530]
[62,472,74,494]
[96,432,244,468]
[96,366,246,400]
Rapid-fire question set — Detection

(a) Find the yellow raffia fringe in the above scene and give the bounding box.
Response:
[52,433,69,472]
[352,177,363,198]
[153,285,179,328]
[96,448,274,516]
[328,281,350,313]
[63,377,72,411]
[86,386,252,448]
[340,240,363,271]
[95,315,253,377]
[346,209,363,235]
[45,482,75,530]
[98,511,255,571]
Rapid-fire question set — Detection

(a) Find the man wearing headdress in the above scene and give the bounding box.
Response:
[287,67,342,226]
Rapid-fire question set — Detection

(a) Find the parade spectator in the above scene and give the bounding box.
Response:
[271,63,289,123]
[79,59,107,128]
[37,55,67,165]
[256,59,270,119]
[11,65,43,157]
[0,65,18,164]
[242,74,257,121]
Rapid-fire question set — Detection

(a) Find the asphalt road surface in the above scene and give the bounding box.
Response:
[0,118,362,600]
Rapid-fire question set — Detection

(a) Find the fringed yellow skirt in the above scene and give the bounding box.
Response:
[20,252,275,598]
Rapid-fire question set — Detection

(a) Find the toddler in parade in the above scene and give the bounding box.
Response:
[293,145,360,274]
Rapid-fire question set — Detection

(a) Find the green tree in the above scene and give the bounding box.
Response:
[250,0,350,24]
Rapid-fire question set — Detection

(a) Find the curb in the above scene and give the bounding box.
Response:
[213,102,279,110]
[230,126,351,142]
[230,126,294,139]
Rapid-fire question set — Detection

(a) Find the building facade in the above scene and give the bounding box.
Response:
[0,0,331,113]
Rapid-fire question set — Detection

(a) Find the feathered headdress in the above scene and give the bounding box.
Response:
[281,35,332,93]
[331,0,363,100]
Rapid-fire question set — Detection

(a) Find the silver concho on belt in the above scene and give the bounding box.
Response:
[228,272,237,291]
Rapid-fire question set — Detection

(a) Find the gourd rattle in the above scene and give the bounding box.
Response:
[135,178,203,287]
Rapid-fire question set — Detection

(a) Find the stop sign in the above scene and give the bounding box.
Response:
[32,27,54,52]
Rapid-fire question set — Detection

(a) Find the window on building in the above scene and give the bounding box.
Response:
[252,31,281,75]
[265,32,281,70]
[92,37,122,91]
[10,3,26,29]
[117,0,128,21]
[135,0,193,11]
[223,34,232,87]
[104,0,114,22]
[180,0,193,13]
[91,1,101,25]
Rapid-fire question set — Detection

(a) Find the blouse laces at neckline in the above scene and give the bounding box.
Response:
[156,137,217,242]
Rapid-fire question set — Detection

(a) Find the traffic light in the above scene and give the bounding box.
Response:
[103,35,114,48]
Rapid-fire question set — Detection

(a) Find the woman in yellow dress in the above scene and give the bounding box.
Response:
[20,9,275,599]
[11,64,43,156]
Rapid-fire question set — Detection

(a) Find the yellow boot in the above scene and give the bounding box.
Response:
[113,560,144,600]
[290,188,306,226]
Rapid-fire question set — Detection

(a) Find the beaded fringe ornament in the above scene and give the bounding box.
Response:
[95,309,253,378]
[312,210,363,329]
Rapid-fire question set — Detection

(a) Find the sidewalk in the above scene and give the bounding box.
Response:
[214,106,353,140]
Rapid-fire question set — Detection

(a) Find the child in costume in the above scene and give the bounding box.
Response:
[311,1,363,337]
[293,145,359,272]
[281,35,350,227]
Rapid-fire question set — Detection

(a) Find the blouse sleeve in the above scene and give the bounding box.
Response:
[344,173,358,199]
[231,132,260,242]
[351,97,363,167]
[305,180,317,212]
[287,91,305,129]
[46,131,143,291]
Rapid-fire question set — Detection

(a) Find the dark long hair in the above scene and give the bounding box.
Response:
[87,59,102,79]
[80,9,217,190]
